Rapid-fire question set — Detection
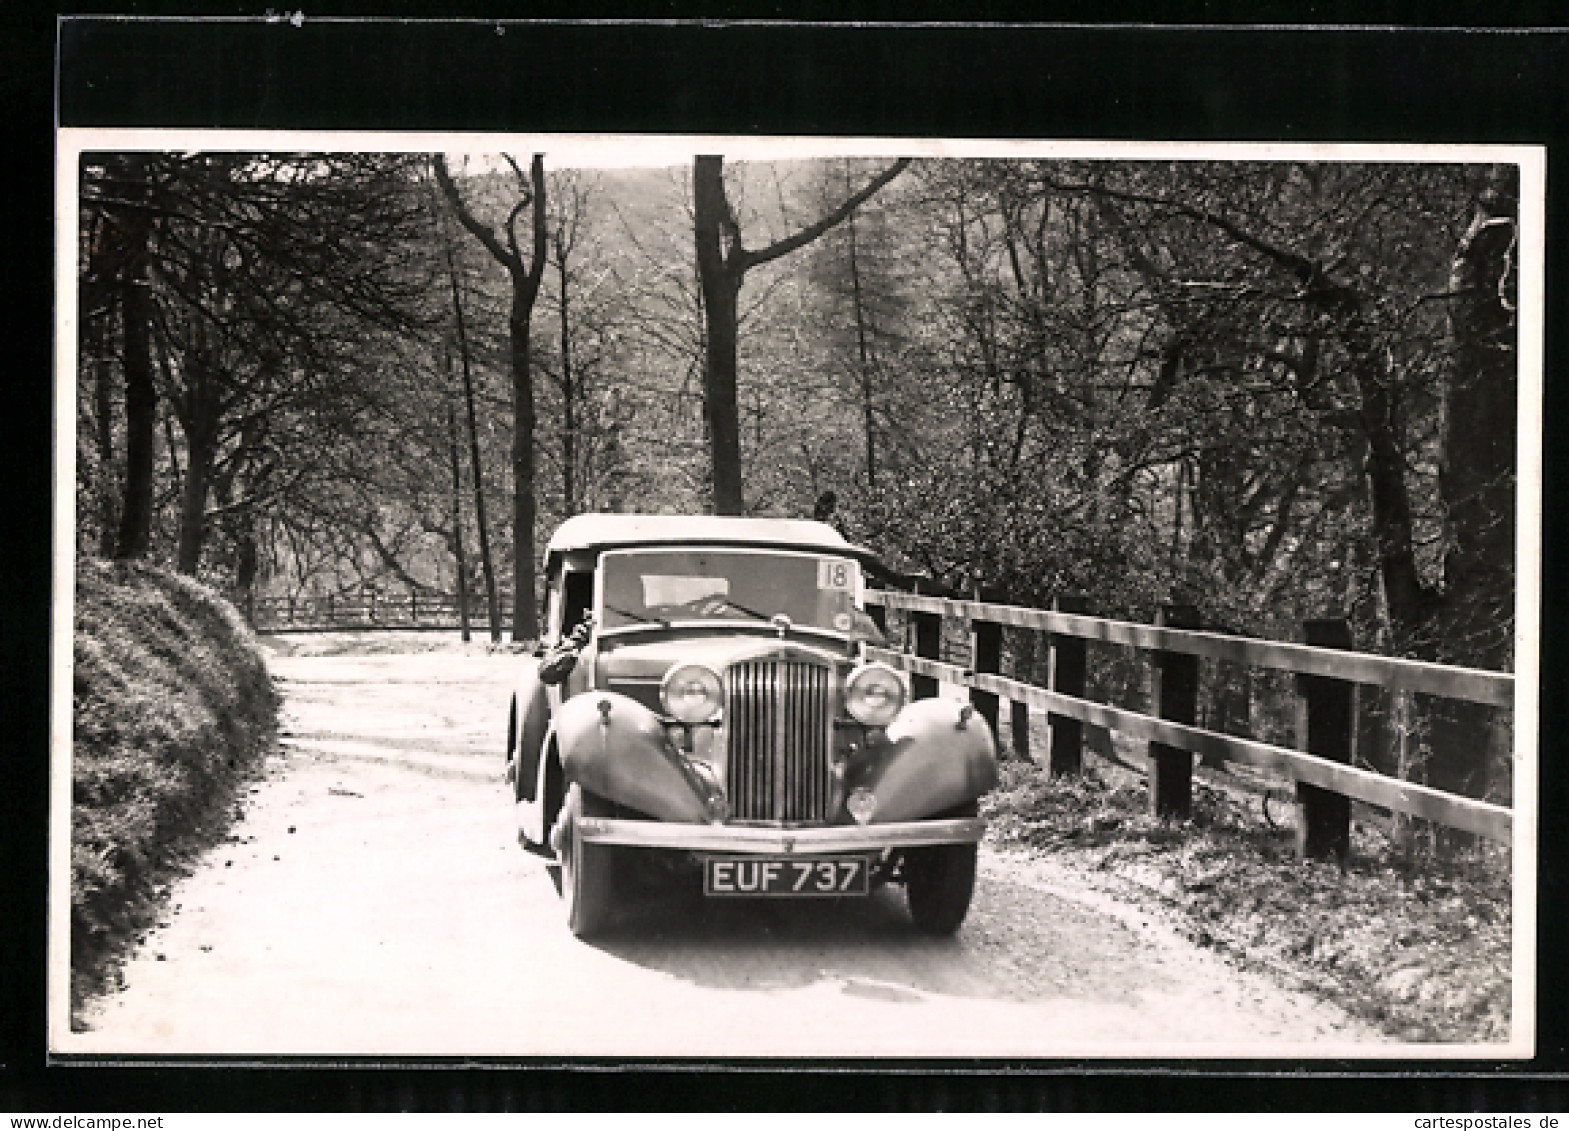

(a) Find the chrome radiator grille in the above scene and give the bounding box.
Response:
[724,660,833,823]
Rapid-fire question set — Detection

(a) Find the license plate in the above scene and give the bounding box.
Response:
[704,855,869,897]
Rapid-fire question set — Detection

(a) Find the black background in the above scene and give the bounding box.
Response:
[7,3,1569,1112]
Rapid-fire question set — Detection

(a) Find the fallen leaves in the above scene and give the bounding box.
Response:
[984,755,1512,1043]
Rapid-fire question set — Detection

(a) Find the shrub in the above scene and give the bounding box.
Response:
[70,558,279,1003]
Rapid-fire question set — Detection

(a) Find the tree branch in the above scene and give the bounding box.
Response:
[738,158,912,272]
[1050,176,1322,287]
[504,198,528,265]
[432,155,521,275]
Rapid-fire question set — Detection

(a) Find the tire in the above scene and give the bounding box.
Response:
[557,783,615,938]
[903,842,978,936]
[512,731,529,802]
[512,723,537,854]
[505,698,518,782]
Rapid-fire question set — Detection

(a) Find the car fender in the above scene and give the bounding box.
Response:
[554,691,710,823]
[513,660,552,803]
[860,697,998,823]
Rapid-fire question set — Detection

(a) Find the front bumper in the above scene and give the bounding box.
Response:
[575,816,985,853]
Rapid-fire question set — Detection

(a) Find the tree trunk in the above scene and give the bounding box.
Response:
[175,416,216,574]
[82,212,122,557]
[693,156,746,516]
[847,209,878,487]
[234,519,258,625]
[462,368,501,643]
[701,278,745,516]
[92,319,119,558]
[113,186,156,560]
[1441,172,1517,671]
[1351,337,1431,635]
[511,291,540,640]
[598,390,625,512]
[556,252,578,515]
[446,391,472,643]
[1419,173,1520,813]
[444,253,501,642]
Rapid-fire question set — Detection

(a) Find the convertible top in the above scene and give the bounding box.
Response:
[543,513,880,571]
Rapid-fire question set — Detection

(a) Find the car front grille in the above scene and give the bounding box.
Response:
[724,659,833,823]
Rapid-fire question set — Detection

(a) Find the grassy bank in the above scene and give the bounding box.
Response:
[983,750,1512,1043]
[71,559,280,1013]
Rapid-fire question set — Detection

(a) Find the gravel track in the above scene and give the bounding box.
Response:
[62,636,1388,1058]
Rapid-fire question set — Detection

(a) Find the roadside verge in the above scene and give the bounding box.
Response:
[70,559,279,1021]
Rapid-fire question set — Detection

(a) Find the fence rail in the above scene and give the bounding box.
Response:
[862,591,1512,708]
[862,589,1515,850]
[865,646,1512,842]
[249,594,513,633]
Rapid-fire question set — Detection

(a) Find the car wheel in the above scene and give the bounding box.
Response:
[558,783,615,938]
[903,843,977,936]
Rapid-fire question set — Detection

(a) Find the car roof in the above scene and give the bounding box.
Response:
[543,513,879,569]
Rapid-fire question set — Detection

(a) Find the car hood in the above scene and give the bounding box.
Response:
[595,632,851,683]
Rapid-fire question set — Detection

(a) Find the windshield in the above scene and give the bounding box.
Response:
[598,549,860,633]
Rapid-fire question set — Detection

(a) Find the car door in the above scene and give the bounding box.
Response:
[518,564,595,846]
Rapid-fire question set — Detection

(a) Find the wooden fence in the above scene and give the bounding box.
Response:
[861,589,1514,854]
[249,593,514,633]
[249,583,1514,853]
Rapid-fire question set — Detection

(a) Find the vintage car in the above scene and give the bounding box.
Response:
[506,514,998,938]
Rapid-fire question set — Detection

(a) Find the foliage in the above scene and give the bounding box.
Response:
[78,152,437,580]
[71,558,280,1008]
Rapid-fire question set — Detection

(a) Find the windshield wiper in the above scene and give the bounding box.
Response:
[712,597,774,622]
[602,602,669,628]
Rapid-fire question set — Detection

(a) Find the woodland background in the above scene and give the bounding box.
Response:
[74,151,1520,804]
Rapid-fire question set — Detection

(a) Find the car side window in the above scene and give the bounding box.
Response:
[562,569,594,634]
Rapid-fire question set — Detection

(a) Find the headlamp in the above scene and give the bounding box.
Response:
[845,663,906,727]
[660,662,724,724]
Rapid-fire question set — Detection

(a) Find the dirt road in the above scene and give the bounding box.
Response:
[64,634,1385,1058]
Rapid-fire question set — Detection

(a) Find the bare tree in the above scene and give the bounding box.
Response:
[443,376,473,643]
[433,188,502,641]
[544,171,593,516]
[692,154,910,514]
[433,153,548,641]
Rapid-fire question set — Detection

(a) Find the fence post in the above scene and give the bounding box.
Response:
[1149,603,1201,818]
[911,580,942,701]
[1297,618,1355,860]
[326,592,334,625]
[969,586,1003,741]
[1388,689,1415,851]
[1048,594,1090,776]
[1010,631,1033,762]
[865,591,888,634]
